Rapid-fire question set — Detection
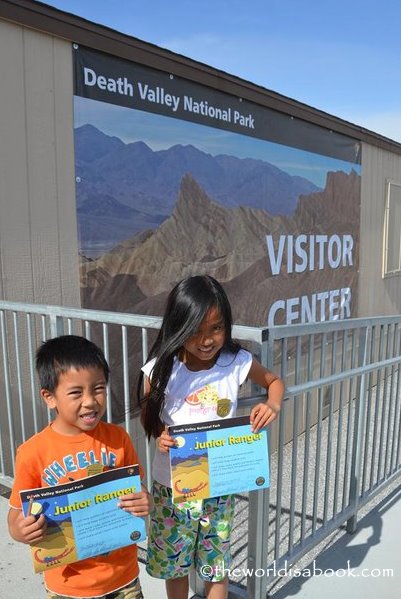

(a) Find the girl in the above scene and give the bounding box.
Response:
[139,275,284,599]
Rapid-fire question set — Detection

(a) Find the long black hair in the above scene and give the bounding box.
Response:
[138,275,241,439]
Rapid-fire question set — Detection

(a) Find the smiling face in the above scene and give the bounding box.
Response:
[41,366,107,436]
[183,306,226,371]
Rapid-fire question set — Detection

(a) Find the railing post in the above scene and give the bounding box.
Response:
[141,328,156,489]
[346,325,369,533]
[189,572,205,597]
[49,314,64,339]
[0,310,16,469]
[247,487,271,599]
[247,328,271,599]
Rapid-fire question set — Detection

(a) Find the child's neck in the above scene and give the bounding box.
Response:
[179,348,218,371]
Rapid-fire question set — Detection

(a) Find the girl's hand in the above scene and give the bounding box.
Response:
[8,509,47,544]
[250,400,280,432]
[247,359,285,432]
[157,427,176,453]
[118,486,153,517]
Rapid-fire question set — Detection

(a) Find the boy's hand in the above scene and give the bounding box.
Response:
[118,486,153,517]
[250,400,279,432]
[8,509,47,544]
[157,427,176,453]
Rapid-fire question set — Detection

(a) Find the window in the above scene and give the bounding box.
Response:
[383,181,401,276]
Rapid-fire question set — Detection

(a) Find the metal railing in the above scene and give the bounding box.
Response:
[254,317,401,598]
[1,300,401,598]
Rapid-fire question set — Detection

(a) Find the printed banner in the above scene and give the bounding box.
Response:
[20,465,146,573]
[73,45,361,329]
[73,45,361,419]
[74,46,360,162]
[169,416,269,502]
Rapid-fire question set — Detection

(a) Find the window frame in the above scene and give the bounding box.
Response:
[383,179,401,278]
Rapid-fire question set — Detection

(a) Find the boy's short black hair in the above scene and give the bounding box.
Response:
[36,335,109,392]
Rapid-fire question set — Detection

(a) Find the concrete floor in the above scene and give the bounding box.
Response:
[1,485,401,599]
[271,484,401,599]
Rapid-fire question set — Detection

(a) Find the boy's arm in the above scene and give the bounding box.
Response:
[119,418,153,516]
[8,507,47,544]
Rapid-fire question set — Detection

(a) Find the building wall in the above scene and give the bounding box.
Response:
[0,20,80,307]
[2,16,401,320]
[359,142,401,316]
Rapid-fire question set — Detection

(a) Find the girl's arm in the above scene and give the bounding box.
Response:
[158,426,176,453]
[118,484,153,516]
[247,358,285,432]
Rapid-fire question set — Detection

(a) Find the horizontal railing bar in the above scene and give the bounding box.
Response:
[285,355,401,396]
[271,505,355,571]
[1,301,164,326]
[358,468,401,507]
[0,474,15,489]
[0,301,265,343]
[4,301,401,346]
[241,353,401,405]
[268,315,401,339]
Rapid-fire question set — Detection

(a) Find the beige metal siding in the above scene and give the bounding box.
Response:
[0,19,80,306]
[359,143,401,316]
[2,14,401,321]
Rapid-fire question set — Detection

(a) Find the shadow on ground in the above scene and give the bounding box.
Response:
[270,484,401,598]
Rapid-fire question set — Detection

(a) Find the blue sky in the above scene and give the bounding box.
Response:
[44,0,401,143]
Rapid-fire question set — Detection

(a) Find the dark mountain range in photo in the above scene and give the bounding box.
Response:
[75,124,320,255]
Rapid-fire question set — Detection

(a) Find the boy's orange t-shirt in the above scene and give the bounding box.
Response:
[9,421,144,598]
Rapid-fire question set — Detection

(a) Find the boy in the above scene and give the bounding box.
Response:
[8,335,151,599]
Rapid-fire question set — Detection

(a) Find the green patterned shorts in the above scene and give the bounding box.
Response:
[46,577,143,599]
[146,481,235,582]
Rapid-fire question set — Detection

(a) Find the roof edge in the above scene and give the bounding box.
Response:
[1,0,401,156]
